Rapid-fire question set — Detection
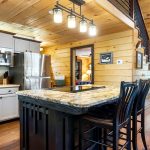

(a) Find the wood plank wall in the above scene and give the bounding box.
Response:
[43,30,135,86]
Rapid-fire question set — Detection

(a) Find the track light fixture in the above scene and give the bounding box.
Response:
[49,0,97,36]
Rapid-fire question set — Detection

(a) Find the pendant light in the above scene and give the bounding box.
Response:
[79,17,87,33]
[50,1,97,36]
[53,7,63,23]
[89,21,97,36]
[67,12,76,28]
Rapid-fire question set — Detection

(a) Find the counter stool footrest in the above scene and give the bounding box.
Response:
[83,137,128,150]
[83,126,97,134]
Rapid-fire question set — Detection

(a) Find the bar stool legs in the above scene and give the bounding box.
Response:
[132,111,138,150]
[127,119,131,150]
[103,129,107,150]
[132,109,147,150]
[113,126,119,150]
[141,110,147,150]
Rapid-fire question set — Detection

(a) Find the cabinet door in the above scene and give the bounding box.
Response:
[14,38,30,53]
[0,32,14,49]
[29,41,40,53]
[0,94,19,121]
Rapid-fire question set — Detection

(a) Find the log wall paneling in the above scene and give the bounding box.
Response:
[43,30,135,86]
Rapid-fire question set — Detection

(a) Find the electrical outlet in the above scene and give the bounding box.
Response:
[117,60,123,64]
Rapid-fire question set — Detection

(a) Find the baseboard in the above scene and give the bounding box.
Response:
[0,118,19,125]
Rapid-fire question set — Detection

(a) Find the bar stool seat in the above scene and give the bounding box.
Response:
[83,115,113,128]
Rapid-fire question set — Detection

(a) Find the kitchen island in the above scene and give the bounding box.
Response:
[18,85,119,150]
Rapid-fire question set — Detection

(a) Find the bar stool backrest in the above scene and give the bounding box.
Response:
[136,79,150,111]
[117,82,138,124]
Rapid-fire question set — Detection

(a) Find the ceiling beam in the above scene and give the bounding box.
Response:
[95,0,135,29]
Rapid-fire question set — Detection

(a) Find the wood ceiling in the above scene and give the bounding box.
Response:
[139,0,150,37]
[0,0,130,47]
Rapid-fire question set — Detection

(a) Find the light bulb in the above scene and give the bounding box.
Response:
[80,19,87,33]
[53,8,63,23]
[89,22,97,36]
[68,15,76,28]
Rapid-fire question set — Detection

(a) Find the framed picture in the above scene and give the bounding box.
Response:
[136,51,143,69]
[100,52,113,64]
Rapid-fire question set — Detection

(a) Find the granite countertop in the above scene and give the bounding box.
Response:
[17,85,120,108]
[0,84,20,88]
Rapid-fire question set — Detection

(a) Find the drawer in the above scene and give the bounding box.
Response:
[0,87,18,95]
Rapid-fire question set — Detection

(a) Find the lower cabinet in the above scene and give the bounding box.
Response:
[0,92,19,122]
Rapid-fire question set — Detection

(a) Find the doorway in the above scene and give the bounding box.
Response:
[70,44,94,86]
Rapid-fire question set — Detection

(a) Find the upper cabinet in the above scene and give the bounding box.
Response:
[14,37,41,53]
[29,41,40,53]
[0,32,41,53]
[0,32,14,50]
[14,38,30,53]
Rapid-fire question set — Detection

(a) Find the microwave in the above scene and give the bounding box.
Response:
[0,51,13,67]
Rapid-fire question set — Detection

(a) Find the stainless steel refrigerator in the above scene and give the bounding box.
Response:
[10,52,51,90]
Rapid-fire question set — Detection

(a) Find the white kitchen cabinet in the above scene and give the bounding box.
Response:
[0,94,19,121]
[14,38,40,53]
[29,41,40,53]
[0,32,14,49]
[14,38,30,53]
[0,87,19,122]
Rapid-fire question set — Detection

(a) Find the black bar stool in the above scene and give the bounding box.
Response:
[79,82,138,150]
[132,79,150,150]
[119,79,150,149]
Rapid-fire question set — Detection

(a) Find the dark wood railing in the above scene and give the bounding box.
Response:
[134,0,150,58]
[108,0,134,19]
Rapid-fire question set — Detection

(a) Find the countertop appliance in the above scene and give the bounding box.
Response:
[10,52,51,90]
[0,51,13,66]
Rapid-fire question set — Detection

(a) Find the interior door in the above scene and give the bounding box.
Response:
[0,94,19,121]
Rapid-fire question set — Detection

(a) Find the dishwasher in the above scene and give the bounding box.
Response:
[0,87,19,122]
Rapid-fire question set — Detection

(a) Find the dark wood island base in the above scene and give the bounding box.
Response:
[18,86,119,150]
[19,97,83,150]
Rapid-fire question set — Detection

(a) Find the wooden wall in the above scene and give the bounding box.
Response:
[43,30,135,86]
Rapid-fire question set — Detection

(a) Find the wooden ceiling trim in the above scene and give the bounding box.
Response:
[95,0,135,28]
[139,0,150,37]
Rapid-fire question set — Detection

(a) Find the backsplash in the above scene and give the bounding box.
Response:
[0,67,9,79]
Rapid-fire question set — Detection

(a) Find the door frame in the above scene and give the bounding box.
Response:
[70,44,94,86]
